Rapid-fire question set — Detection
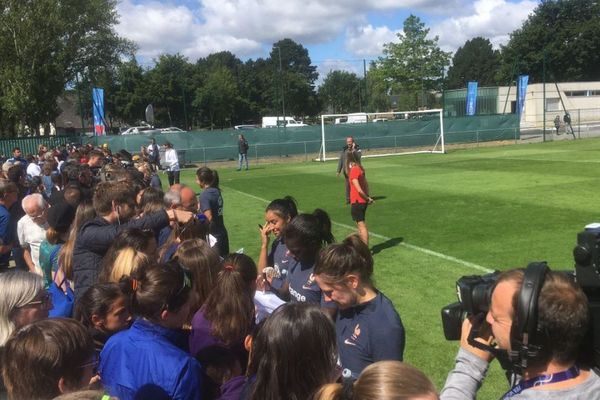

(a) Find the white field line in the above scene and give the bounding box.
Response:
[224,186,493,274]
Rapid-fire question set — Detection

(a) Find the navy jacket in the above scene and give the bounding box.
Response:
[99,319,202,400]
[72,211,170,301]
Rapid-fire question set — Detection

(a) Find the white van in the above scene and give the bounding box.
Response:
[262,116,307,128]
[334,113,368,124]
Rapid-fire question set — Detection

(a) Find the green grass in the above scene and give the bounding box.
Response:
[173,137,600,397]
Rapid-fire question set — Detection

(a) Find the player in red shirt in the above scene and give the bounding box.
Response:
[347,150,373,244]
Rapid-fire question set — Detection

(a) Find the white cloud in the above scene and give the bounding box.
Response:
[345,25,400,57]
[431,0,538,51]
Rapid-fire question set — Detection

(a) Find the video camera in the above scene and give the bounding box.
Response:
[441,223,600,368]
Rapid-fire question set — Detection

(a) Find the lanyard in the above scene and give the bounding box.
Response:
[501,365,580,399]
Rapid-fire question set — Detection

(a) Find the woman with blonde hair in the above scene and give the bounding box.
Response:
[0,271,51,346]
[102,247,150,283]
[314,361,438,400]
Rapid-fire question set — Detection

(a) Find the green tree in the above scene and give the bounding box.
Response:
[376,15,450,109]
[269,39,320,117]
[446,37,500,89]
[193,66,240,129]
[144,54,193,128]
[499,0,600,83]
[365,64,391,112]
[0,0,133,136]
[318,70,362,113]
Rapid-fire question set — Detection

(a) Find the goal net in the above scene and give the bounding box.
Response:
[318,109,445,161]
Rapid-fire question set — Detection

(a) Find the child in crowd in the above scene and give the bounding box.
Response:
[242,303,339,400]
[190,254,257,370]
[99,262,202,400]
[315,235,405,381]
[314,361,438,400]
[74,282,132,353]
[2,318,96,400]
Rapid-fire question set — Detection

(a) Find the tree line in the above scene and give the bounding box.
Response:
[0,0,598,136]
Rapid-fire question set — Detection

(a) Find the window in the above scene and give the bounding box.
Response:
[546,98,560,111]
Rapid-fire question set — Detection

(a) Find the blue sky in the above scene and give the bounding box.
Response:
[116,0,539,80]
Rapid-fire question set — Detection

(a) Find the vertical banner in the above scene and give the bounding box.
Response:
[466,81,478,116]
[517,75,529,118]
[92,87,105,136]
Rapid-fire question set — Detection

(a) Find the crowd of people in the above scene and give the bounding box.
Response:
[0,139,597,400]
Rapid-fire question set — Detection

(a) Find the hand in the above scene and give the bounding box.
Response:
[336,172,340,177]
[460,315,495,362]
[367,197,374,204]
[259,223,272,245]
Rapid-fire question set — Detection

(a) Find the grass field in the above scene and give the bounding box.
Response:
[173,137,600,397]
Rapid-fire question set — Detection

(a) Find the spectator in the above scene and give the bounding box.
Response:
[74,282,131,354]
[7,147,27,165]
[315,235,405,381]
[2,318,95,400]
[189,254,257,368]
[159,215,211,262]
[553,115,561,135]
[0,271,50,346]
[26,154,41,177]
[99,262,202,400]
[257,196,298,298]
[336,137,361,204]
[197,166,229,257]
[163,142,180,186]
[98,228,157,283]
[147,138,161,170]
[18,193,49,274]
[58,200,95,282]
[72,181,193,301]
[175,238,222,312]
[315,360,438,400]
[237,134,249,171]
[137,161,162,190]
[137,186,165,216]
[0,180,18,272]
[440,265,600,399]
[41,161,58,198]
[38,201,76,290]
[244,303,338,400]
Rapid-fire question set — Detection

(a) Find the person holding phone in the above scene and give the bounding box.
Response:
[336,136,361,204]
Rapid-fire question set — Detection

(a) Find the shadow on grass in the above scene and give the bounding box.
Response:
[371,237,403,255]
[371,195,386,201]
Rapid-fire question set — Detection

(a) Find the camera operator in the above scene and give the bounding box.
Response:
[440,268,600,399]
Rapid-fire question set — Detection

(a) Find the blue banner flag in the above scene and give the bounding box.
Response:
[517,75,528,118]
[92,88,105,136]
[466,81,478,116]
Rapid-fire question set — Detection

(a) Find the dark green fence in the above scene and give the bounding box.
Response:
[0,135,78,158]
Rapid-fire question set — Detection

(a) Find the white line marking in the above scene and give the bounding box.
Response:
[224,186,493,273]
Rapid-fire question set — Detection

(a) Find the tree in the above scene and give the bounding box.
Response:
[446,37,500,89]
[0,0,133,136]
[318,70,362,113]
[499,0,600,83]
[376,15,450,109]
[269,39,320,117]
[193,66,239,129]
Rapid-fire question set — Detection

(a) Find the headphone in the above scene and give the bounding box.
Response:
[508,261,549,372]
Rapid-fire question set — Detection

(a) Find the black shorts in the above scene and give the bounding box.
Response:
[351,202,368,222]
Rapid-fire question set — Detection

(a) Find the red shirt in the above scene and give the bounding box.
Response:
[349,165,367,204]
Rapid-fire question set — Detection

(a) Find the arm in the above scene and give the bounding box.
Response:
[337,151,344,175]
[351,178,373,203]
[257,224,273,272]
[23,247,36,273]
[202,209,213,222]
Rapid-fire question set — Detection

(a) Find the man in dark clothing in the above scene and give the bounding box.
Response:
[0,180,18,272]
[336,136,361,204]
[148,138,160,170]
[72,180,194,301]
[237,134,249,171]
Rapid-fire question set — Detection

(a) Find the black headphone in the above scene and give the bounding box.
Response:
[508,261,549,372]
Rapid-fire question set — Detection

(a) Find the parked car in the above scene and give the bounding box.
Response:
[234,125,258,131]
[121,126,160,135]
[160,127,186,133]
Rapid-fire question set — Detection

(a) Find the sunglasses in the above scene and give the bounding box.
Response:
[21,292,51,308]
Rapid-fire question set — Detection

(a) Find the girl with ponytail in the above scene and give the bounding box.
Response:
[189,253,257,367]
[98,262,201,400]
[197,166,229,257]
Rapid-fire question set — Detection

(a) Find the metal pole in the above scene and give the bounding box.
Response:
[543,50,546,142]
[320,114,326,161]
[277,47,286,120]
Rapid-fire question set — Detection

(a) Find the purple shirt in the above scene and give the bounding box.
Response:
[189,309,248,367]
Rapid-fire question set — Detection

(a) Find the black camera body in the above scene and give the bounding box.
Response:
[442,223,600,367]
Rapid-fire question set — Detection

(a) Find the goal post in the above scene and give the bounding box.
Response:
[318,109,445,161]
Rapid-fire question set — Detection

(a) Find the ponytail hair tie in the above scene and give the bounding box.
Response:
[223,265,234,271]
[341,380,354,400]
[131,278,140,292]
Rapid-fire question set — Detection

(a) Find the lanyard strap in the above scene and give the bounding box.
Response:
[502,365,580,399]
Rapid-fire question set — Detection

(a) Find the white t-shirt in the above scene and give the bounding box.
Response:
[164,148,180,172]
[26,162,41,177]
[17,214,48,275]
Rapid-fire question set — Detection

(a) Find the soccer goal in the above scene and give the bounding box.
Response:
[317,109,445,161]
